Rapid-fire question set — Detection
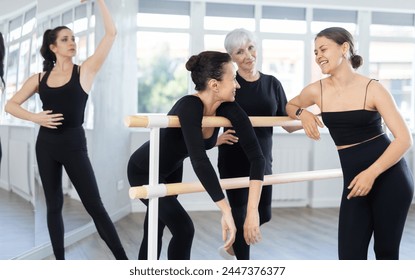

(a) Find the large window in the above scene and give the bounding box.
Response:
[136,31,189,113]
[369,11,415,128]
[370,42,414,128]
[137,0,190,113]
[262,40,304,100]
[204,3,255,31]
[6,1,414,131]
[1,6,37,123]
[371,12,415,37]
[134,1,415,131]
[260,6,306,34]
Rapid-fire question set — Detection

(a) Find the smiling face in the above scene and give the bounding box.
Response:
[314,36,348,75]
[230,41,257,72]
[50,28,77,58]
[216,62,240,102]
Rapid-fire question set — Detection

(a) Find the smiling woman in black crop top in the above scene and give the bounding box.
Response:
[127,51,265,260]
[5,0,128,260]
[286,27,413,260]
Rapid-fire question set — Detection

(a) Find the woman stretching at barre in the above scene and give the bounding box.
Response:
[127,51,265,260]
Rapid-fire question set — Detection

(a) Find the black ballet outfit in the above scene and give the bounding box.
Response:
[321,79,414,260]
[36,64,127,260]
[217,72,288,259]
[127,95,265,260]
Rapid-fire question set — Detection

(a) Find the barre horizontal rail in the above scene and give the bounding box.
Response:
[124,115,302,128]
[129,168,343,199]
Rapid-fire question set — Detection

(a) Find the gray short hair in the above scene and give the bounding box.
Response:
[224,28,256,54]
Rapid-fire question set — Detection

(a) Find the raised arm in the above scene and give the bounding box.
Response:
[79,0,117,92]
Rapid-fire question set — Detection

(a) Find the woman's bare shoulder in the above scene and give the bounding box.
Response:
[301,79,323,96]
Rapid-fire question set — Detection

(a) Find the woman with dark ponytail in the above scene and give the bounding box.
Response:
[5,0,128,260]
[127,50,265,259]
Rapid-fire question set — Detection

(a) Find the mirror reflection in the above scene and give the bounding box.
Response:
[0,0,37,259]
[0,0,94,259]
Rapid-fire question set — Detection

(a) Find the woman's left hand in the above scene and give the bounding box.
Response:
[300,111,324,140]
[347,169,376,199]
[243,209,261,245]
[216,129,238,146]
[221,211,236,250]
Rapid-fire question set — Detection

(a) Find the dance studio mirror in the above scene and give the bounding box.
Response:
[0,0,93,259]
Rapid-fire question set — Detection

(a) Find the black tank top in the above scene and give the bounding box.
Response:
[320,79,384,146]
[38,64,88,129]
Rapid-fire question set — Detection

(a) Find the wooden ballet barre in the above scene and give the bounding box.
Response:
[129,168,343,199]
[124,115,302,128]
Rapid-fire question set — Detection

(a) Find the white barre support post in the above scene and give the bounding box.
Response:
[148,127,160,260]
[145,115,169,260]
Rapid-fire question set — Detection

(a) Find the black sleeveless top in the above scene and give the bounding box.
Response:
[38,64,88,129]
[320,79,384,146]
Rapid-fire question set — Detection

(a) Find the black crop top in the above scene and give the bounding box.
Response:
[320,79,384,146]
[38,64,88,129]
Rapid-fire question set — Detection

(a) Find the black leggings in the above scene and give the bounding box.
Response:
[338,134,413,260]
[36,127,127,260]
[226,184,272,260]
[127,158,193,260]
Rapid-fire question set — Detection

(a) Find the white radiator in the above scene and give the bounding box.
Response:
[272,147,309,205]
[9,139,33,202]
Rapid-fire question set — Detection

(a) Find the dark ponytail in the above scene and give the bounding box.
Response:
[40,26,70,71]
[185,51,232,91]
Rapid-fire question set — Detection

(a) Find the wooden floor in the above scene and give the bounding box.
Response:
[0,188,35,259]
[46,204,415,260]
[2,188,414,260]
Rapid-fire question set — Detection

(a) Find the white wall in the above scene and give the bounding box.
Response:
[0,125,36,205]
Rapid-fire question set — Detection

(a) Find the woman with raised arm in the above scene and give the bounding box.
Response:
[127,51,265,260]
[286,27,413,259]
[5,0,128,260]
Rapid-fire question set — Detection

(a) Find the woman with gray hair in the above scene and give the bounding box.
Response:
[217,28,290,260]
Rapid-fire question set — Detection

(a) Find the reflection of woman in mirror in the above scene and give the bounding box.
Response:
[0,32,5,170]
[5,0,128,260]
